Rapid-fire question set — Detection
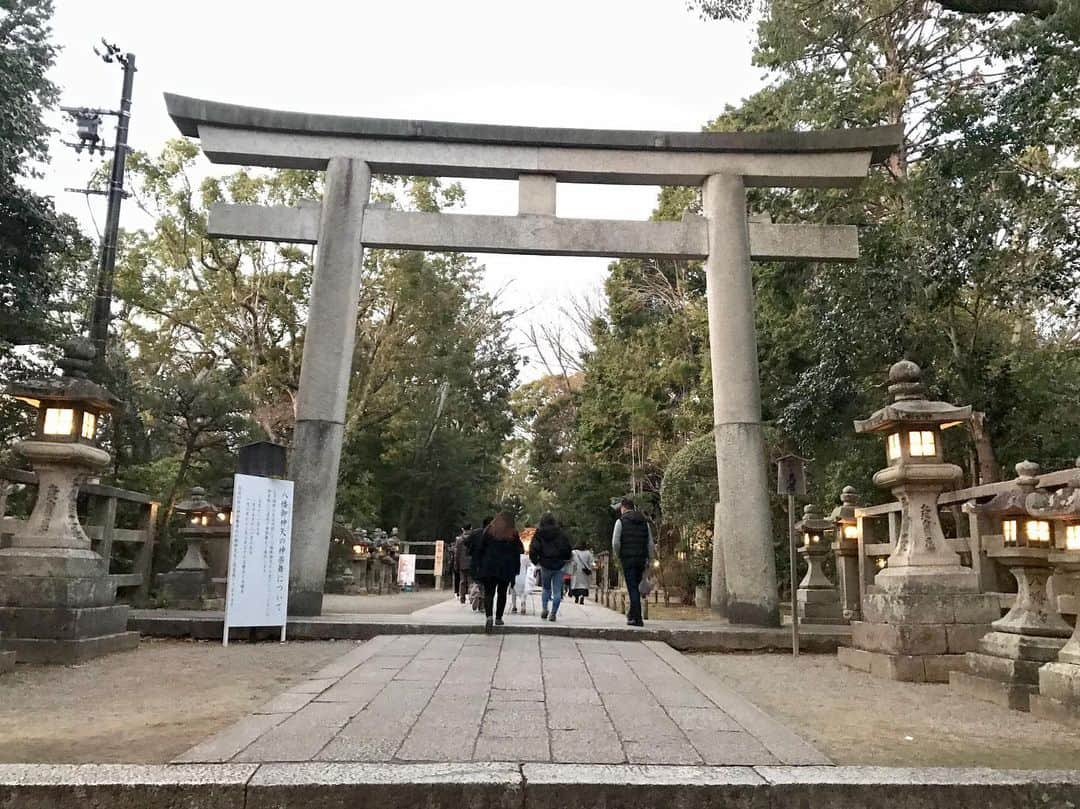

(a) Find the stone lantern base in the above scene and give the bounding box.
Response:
[950,632,1067,711]
[156,569,221,611]
[838,590,1000,682]
[0,548,140,664]
[798,588,846,625]
[1030,662,1080,727]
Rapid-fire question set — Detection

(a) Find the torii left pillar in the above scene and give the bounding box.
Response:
[289,158,371,615]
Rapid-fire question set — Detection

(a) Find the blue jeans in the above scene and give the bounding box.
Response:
[541,568,564,616]
[623,562,646,623]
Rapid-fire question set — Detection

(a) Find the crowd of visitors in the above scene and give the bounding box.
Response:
[449,498,654,631]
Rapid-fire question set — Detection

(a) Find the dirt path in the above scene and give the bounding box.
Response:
[321,590,452,614]
[0,637,347,763]
[696,652,1080,769]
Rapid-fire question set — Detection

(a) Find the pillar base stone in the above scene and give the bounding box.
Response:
[288,589,324,617]
[948,631,1066,712]
[798,588,846,625]
[0,650,14,673]
[1029,663,1080,727]
[840,589,998,682]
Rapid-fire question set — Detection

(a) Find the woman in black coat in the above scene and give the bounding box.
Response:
[474,512,524,630]
[528,513,573,622]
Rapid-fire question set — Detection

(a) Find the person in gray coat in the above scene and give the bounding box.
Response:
[569,541,595,605]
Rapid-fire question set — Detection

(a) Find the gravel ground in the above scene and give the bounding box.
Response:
[696,651,1080,769]
[0,637,347,763]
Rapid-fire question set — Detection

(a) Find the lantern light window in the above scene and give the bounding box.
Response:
[1066,525,1080,551]
[887,433,902,460]
[909,430,936,457]
[43,408,75,436]
[843,524,859,540]
[1003,519,1018,547]
[81,411,97,440]
[1025,519,1051,547]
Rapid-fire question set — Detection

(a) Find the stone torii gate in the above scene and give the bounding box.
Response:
[166,93,899,624]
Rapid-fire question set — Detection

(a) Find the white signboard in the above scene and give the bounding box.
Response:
[433,540,445,573]
[223,473,294,645]
[397,553,417,587]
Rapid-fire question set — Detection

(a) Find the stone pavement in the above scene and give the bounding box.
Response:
[408,592,627,626]
[176,634,827,767]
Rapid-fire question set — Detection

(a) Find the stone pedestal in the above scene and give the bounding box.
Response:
[157,527,216,610]
[0,649,13,673]
[0,442,138,664]
[346,558,369,595]
[1029,552,1080,725]
[797,542,844,625]
[840,590,999,682]
[949,548,1071,710]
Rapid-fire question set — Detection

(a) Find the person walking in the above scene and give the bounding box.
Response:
[529,513,572,622]
[454,524,473,604]
[474,512,524,631]
[510,547,530,614]
[612,498,655,627]
[569,541,595,605]
[451,525,468,600]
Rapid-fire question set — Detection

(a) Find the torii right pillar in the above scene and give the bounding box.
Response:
[703,173,779,626]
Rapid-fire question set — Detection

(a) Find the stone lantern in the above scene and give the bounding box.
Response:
[1025,461,1080,724]
[347,530,372,595]
[829,486,862,620]
[157,487,216,609]
[0,339,139,663]
[794,504,844,624]
[950,461,1072,710]
[839,360,999,682]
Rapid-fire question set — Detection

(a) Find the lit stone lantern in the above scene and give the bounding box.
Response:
[950,461,1072,710]
[854,360,974,591]
[0,339,138,663]
[347,530,372,595]
[1024,461,1080,723]
[839,360,999,683]
[830,486,862,620]
[794,504,844,624]
[157,487,216,609]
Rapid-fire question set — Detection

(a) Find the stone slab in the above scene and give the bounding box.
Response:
[948,670,1035,711]
[1029,694,1080,728]
[0,604,128,640]
[0,630,138,664]
[979,631,1067,663]
[0,763,256,809]
[247,762,522,809]
[755,765,1080,809]
[127,608,852,653]
[0,649,13,673]
[861,591,1000,625]
[852,621,947,655]
[1038,662,1080,703]
[839,647,967,683]
[965,650,1043,685]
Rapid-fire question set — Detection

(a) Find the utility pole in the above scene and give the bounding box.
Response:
[61,40,136,367]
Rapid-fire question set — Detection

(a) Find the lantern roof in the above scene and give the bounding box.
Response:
[969,461,1041,519]
[829,485,860,523]
[175,486,215,514]
[1026,459,1080,521]
[854,360,970,434]
[5,339,119,413]
[795,504,834,534]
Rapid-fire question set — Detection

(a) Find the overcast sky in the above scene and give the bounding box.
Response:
[38,0,763,380]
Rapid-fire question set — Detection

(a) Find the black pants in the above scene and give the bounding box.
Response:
[452,568,461,596]
[482,579,509,619]
[458,571,471,602]
[623,562,646,623]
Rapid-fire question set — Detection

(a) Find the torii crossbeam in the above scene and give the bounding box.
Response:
[166,93,900,624]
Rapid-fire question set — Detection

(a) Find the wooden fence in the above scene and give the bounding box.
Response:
[0,466,159,605]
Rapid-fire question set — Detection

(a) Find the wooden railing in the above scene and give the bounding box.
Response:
[0,466,159,605]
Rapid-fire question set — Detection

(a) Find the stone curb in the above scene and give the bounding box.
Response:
[127,611,849,654]
[2,763,1079,809]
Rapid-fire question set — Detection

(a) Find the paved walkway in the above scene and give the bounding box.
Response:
[176,634,827,767]
[408,593,627,626]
